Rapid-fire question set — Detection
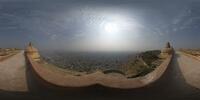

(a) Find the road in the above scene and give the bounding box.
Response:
[177,52,200,89]
[0,51,28,92]
[0,51,200,100]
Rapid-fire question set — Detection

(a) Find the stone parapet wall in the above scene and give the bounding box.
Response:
[0,51,19,62]
[26,53,173,89]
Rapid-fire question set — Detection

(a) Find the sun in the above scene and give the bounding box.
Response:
[99,19,124,40]
[104,22,119,33]
[97,20,123,48]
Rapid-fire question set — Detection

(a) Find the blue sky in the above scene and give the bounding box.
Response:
[0,0,200,51]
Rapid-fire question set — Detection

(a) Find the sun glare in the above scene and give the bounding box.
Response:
[92,15,137,51]
[104,22,119,33]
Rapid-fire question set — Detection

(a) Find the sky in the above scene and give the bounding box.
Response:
[0,0,200,52]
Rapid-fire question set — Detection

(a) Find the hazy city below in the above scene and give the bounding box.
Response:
[40,51,138,72]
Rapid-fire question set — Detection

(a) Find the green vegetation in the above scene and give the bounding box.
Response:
[136,65,152,77]
[140,50,161,65]
[126,50,162,78]
[103,69,125,75]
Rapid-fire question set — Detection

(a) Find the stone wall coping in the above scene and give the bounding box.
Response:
[180,51,200,62]
[26,53,173,89]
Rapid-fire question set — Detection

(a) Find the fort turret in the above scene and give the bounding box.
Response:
[25,42,40,61]
[160,42,173,58]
